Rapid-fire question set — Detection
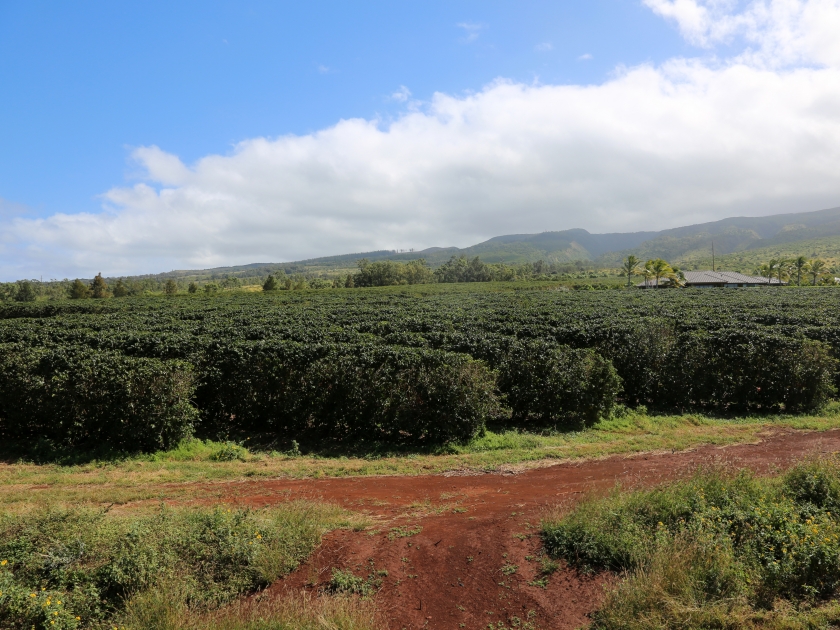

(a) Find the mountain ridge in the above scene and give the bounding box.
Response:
[115,205,840,282]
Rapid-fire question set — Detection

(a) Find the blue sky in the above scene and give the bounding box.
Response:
[2,0,840,279]
[1,1,685,217]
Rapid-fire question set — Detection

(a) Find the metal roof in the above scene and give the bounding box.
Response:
[682,271,782,284]
[636,270,785,287]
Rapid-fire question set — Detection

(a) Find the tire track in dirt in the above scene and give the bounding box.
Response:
[220,429,840,629]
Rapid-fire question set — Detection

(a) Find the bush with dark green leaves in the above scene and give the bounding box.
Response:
[198,342,498,447]
[668,331,837,414]
[0,345,197,455]
[1,289,840,458]
[498,339,622,429]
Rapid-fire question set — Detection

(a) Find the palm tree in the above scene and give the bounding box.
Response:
[641,261,655,288]
[761,259,781,285]
[776,258,793,284]
[809,259,827,285]
[775,259,791,286]
[621,255,642,288]
[670,265,686,287]
[792,256,809,286]
[757,262,773,284]
[649,258,674,288]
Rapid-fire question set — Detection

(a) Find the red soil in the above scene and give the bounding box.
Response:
[223,429,840,629]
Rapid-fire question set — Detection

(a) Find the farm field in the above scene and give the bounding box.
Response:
[5,283,840,628]
[3,283,840,459]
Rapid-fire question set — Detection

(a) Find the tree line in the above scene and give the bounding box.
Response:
[756,256,837,286]
[620,256,686,288]
[262,256,599,291]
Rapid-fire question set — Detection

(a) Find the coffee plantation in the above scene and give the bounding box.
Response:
[0,284,838,457]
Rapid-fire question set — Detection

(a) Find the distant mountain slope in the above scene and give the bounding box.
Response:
[120,206,840,282]
[599,206,840,265]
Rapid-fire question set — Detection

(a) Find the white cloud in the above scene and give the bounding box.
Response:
[391,86,412,102]
[578,53,593,60]
[3,0,840,279]
[643,0,840,67]
[535,42,553,52]
[457,22,485,43]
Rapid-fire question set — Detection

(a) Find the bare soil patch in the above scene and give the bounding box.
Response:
[178,430,840,628]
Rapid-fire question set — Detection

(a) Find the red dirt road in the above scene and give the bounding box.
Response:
[224,429,840,629]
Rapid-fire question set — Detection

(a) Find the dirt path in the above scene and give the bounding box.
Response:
[217,429,840,630]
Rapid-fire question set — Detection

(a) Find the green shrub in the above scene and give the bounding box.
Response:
[210,441,249,462]
[0,503,334,628]
[498,340,622,429]
[668,332,837,414]
[0,345,198,456]
[543,460,840,627]
[197,342,498,447]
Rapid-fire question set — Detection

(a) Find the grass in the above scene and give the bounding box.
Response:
[0,501,367,629]
[3,405,840,511]
[121,590,380,630]
[542,458,840,628]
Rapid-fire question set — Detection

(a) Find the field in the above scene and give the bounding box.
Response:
[4,283,840,628]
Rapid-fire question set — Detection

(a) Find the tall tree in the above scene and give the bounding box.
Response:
[649,258,674,288]
[112,279,129,297]
[757,262,773,284]
[15,280,37,302]
[263,274,278,291]
[809,259,827,285]
[69,279,90,299]
[621,255,641,288]
[164,279,178,295]
[775,259,790,285]
[90,273,109,298]
[792,256,809,286]
[187,282,198,294]
[766,259,780,284]
[641,261,655,288]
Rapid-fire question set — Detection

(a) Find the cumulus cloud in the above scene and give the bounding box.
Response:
[3,0,840,279]
[643,0,840,66]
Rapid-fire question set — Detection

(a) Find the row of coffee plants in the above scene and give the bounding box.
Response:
[0,287,838,455]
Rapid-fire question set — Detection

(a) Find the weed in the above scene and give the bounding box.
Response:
[328,569,374,597]
[0,502,352,627]
[387,525,422,541]
[543,459,840,628]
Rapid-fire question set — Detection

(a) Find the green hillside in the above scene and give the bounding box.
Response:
[673,234,840,275]
[61,205,840,285]
[600,206,840,265]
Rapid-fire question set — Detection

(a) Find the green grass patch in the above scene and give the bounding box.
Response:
[542,457,840,628]
[3,409,840,512]
[0,502,361,629]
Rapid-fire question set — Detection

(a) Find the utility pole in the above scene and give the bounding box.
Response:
[712,242,715,272]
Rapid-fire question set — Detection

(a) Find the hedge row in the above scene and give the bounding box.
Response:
[0,325,836,456]
[597,328,837,414]
[196,342,500,446]
[0,345,196,454]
